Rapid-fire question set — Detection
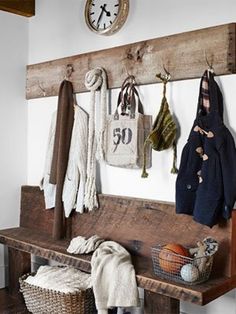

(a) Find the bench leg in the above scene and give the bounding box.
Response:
[144,291,180,314]
[8,248,31,297]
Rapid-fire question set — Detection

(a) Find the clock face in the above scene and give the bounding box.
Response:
[85,0,129,35]
[88,0,120,32]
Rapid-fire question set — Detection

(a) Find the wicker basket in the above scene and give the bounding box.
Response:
[151,245,213,285]
[19,273,97,314]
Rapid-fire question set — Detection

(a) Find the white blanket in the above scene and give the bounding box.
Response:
[67,234,104,254]
[91,241,139,314]
[25,266,91,293]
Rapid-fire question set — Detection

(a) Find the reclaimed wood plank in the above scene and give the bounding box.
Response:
[136,271,233,306]
[20,186,233,277]
[0,0,35,17]
[0,227,233,306]
[228,23,236,73]
[144,291,179,314]
[8,248,31,296]
[20,186,53,236]
[0,228,91,273]
[26,23,236,99]
[230,210,236,276]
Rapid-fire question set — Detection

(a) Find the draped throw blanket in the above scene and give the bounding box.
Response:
[84,68,107,211]
[67,234,104,254]
[91,241,139,314]
[50,80,74,239]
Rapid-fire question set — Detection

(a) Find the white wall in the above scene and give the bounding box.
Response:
[0,11,28,287]
[27,1,236,313]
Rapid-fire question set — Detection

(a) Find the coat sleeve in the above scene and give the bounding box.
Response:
[218,131,236,219]
[42,111,57,209]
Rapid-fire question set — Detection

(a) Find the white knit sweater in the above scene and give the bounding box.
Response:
[42,105,88,217]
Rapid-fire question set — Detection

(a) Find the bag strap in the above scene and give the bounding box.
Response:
[129,85,144,115]
[114,76,144,119]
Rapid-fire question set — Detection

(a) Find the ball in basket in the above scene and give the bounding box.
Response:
[159,243,190,274]
[180,263,199,282]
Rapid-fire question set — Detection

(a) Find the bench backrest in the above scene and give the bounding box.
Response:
[20,186,236,277]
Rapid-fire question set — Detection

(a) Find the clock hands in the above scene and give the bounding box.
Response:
[102,4,111,17]
[96,4,111,28]
[96,6,104,27]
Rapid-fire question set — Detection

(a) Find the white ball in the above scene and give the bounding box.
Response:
[180,264,199,283]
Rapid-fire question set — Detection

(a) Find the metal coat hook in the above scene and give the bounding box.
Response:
[64,64,74,80]
[127,74,136,84]
[156,65,171,83]
[124,64,132,78]
[204,51,214,73]
[38,81,46,97]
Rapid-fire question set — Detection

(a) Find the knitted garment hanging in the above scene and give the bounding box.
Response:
[62,105,89,216]
[84,67,107,211]
[142,78,178,178]
[49,80,74,240]
[42,106,88,217]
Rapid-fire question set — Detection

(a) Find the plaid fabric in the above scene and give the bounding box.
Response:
[201,71,210,113]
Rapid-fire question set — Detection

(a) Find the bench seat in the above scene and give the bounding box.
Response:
[1,185,236,313]
[0,226,234,306]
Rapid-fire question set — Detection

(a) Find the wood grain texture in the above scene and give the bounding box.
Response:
[0,228,91,273]
[228,24,236,73]
[0,0,35,17]
[136,267,233,305]
[2,185,235,307]
[20,186,233,277]
[0,288,29,313]
[26,23,236,99]
[0,227,233,306]
[144,291,179,314]
[231,210,236,276]
[20,186,54,236]
[8,248,31,297]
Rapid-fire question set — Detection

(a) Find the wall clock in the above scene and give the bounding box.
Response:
[85,0,129,36]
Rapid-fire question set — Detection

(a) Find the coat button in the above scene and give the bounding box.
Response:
[186,184,192,190]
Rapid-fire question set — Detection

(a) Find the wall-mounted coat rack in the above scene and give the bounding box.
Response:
[26,23,236,100]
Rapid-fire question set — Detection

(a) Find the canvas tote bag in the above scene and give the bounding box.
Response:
[106,76,152,168]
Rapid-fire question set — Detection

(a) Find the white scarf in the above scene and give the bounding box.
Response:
[84,67,107,211]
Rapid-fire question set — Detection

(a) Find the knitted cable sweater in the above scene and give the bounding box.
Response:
[42,105,88,217]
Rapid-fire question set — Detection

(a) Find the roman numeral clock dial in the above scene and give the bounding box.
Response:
[85,0,129,35]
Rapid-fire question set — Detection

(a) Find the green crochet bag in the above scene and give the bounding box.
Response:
[141,74,178,178]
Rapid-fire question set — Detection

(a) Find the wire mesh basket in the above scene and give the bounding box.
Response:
[151,245,213,285]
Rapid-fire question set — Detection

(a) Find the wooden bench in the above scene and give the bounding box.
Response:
[0,186,236,313]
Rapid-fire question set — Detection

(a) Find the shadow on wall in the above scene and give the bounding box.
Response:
[217,78,236,142]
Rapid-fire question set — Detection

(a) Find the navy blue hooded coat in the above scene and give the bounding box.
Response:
[176,71,236,227]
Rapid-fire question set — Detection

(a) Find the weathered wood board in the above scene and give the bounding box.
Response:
[26,23,236,99]
[20,186,234,278]
[0,0,35,17]
[0,226,233,305]
[0,185,235,307]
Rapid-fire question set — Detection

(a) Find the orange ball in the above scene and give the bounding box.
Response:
[159,243,190,274]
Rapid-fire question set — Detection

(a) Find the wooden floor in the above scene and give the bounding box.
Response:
[0,288,29,314]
